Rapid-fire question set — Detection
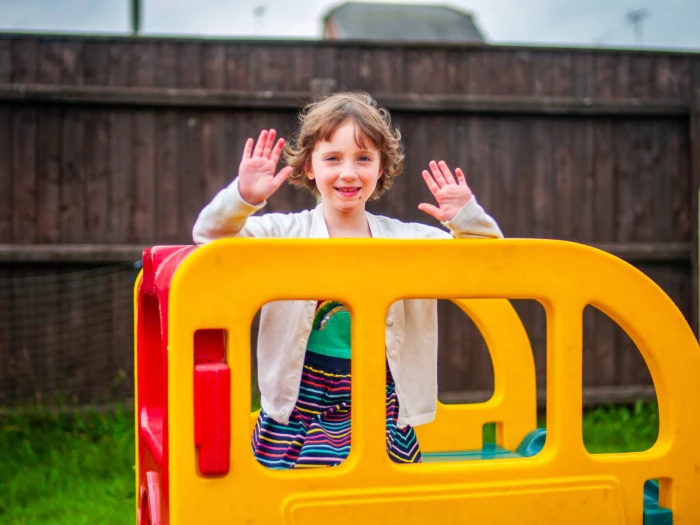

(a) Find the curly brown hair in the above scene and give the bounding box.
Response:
[283,91,404,200]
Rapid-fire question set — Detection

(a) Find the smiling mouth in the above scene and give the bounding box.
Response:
[335,187,361,195]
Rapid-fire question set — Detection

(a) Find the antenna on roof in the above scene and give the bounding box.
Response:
[626,8,650,45]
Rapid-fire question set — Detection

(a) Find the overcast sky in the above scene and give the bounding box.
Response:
[1,0,699,50]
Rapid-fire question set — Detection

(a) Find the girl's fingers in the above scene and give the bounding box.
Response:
[270,138,286,165]
[455,167,467,185]
[252,129,268,157]
[438,161,456,184]
[429,160,447,188]
[418,202,442,221]
[263,129,276,158]
[242,138,253,159]
[422,170,440,195]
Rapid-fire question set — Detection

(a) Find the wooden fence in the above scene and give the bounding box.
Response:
[1,34,699,406]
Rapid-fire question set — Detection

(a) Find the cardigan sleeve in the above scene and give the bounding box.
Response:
[192,178,296,243]
[441,196,504,239]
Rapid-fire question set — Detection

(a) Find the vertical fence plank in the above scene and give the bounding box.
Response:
[177,41,205,239]
[59,40,86,243]
[105,40,133,386]
[130,40,156,243]
[691,89,700,336]
[0,38,12,402]
[83,41,110,242]
[0,38,12,244]
[11,39,38,245]
[32,40,62,399]
[36,40,62,244]
[9,39,38,403]
[202,43,228,209]
[107,40,132,243]
[155,42,180,243]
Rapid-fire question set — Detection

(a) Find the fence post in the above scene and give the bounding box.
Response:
[691,88,700,338]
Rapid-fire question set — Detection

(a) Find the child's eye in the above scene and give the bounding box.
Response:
[325,156,338,161]
[359,156,372,162]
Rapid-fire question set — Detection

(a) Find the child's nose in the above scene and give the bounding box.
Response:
[339,167,357,179]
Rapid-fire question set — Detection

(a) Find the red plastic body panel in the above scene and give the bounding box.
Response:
[136,245,199,525]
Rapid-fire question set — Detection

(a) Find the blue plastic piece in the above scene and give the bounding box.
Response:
[643,480,673,525]
[422,444,521,463]
[644,479,660,505]
[515,428,547,457]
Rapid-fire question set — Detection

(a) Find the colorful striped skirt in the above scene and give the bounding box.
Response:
[251,350,422,469]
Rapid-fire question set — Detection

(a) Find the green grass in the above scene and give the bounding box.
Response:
[1,401,660,524]
[581,400,659,454]
[0,408,135,525]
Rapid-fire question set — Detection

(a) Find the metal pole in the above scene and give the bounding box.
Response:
[131,0,142,35]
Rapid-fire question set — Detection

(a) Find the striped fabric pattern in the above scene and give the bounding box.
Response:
[251,351,422,469]
[312,300,350,331]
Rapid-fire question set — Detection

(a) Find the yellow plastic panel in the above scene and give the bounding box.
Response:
[161,238,700,525]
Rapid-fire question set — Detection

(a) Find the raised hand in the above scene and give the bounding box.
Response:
[237,129,293,205]
[418,160,473,222]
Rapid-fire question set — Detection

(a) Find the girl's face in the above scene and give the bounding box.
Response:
[307,120,382,214]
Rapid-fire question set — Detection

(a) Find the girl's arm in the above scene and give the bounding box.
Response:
[192,129,294,244]
[192,177,279,243]
[418,160,503,239]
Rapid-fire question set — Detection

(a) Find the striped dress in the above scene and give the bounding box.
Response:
[251,300,422,468]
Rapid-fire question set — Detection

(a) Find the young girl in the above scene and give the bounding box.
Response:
[192,92,503,469]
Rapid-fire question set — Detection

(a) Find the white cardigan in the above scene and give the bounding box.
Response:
[192,178,503,428]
